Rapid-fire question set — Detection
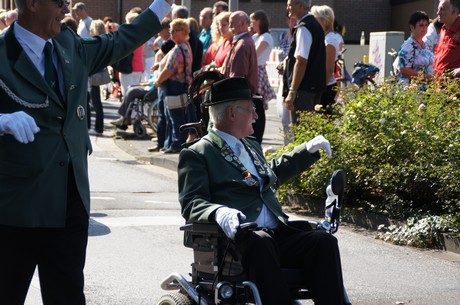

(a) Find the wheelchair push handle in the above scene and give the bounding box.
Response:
[179,119,206,138]
[237,222,258,234]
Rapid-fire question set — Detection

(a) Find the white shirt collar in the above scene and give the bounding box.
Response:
[296,13,312,25]
[213,128,241,153]
[14,22,51,60]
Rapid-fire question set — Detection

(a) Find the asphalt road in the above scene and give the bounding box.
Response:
[23,98,460,305]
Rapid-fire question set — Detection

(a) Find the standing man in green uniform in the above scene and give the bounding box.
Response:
[0,0,172,304]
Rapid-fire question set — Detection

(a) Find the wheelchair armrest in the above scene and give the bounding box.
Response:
[288,220,316,231]
[238,222,258,233]
[179,222,258,235]
[180,223,221,234]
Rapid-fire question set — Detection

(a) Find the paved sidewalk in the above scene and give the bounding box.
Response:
[98,98,286,171]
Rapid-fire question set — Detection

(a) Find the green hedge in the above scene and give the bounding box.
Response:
[275,77,460,242]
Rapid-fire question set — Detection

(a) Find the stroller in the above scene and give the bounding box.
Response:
[351,62,379,88]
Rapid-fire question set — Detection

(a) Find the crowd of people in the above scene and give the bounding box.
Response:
[394,0,460,85]
[42,0,460,147]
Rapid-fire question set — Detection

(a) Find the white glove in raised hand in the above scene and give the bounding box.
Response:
[0,111,40,144]
[215,207,247,239]
[306,135,332,157]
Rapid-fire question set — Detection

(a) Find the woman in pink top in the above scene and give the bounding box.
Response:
[202,12,233,69]
[119,12,145,95]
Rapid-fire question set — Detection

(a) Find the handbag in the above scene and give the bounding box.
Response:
[165,93,189,109]
[89,67,111,86]
[164,47,191,110]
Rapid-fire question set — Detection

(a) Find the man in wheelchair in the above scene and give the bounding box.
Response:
[177,77,348,305]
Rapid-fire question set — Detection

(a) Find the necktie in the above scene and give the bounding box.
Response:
[44,42,63,102]
[236,142,250,167]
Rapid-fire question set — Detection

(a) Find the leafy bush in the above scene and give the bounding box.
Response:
[377,215,460,248]
[275,77,460,244]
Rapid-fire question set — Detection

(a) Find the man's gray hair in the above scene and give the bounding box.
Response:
[172,5,189,19]
[201,7,213,17]
[296,0,312,10]
[209,101,239,125]
[231,11,250,25]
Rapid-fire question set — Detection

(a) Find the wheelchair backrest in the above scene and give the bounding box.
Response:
[181,223,245,283]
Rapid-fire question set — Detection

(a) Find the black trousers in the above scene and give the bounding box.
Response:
[0,167,89,305]
[90,85,104,133]
[290,90,322,124]
[320,83,338,115]
[239,228,346,305]
[252,97,266,144]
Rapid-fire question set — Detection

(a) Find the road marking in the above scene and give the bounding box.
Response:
[91,196,116,200]
[144,200,169,204]
[94,157,118,161]
[31,269,40,290]
[90,216,184,227]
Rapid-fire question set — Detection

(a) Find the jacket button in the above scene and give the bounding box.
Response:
[59,161,65,166]
[256,207,261,212]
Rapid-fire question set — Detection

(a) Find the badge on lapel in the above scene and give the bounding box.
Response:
[77,105,85,120]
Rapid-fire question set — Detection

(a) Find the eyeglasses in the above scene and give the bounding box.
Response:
[54,0,70,8]
[235,105,257,114]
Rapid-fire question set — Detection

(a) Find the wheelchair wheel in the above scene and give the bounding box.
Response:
[147,98,160,133]
[133,121,147,138]
[156,292,191,305]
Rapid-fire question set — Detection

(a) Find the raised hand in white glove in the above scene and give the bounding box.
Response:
[0,111,40,144]
[215,207,247,239]
[306,135,332,157]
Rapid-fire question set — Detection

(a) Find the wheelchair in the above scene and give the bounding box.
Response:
[156,170,351,305]
[124,88,160,138]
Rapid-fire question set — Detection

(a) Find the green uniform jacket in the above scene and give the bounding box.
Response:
[178,129,320,246]
[0,10,161,228]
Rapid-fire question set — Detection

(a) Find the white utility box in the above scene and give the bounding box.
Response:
[369,31,405,82]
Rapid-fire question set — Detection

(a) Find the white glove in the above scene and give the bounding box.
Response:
[306,135,332,157]
[215,207,247,239]
[0,111,40,144]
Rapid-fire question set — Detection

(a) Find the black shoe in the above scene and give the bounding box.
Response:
[162,147,180,154]
[110,117,124,126]
[147,145,161,152]
[88,130,103,136]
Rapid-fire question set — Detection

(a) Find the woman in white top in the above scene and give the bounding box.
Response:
[250,10,277,110]
[311,5,340,114]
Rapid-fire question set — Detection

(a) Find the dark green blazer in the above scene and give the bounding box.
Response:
[0,10,161,228]
[178,129,320,246]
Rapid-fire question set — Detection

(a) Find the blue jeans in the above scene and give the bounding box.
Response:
[166,106,186,151]
[157,88,170,149]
